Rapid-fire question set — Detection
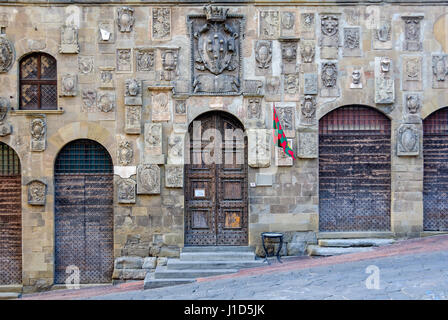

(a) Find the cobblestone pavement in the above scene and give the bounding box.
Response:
[20,234,448,300]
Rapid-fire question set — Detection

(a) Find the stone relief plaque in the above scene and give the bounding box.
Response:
[350,69,363,89]
[118,140,133,166]
[117,49,132,73]
[0,97,11,137]
[98,67,115,89]
[300,40,315,64]
[117,7,135,33]
[188,5,243,95]
[432,55,448,89]
[373,19,392,50]
[284,73,299,100]
[97,92,115,113]
[151,91,171,122]
[275,138,294,167]
[135,48,155,72]
[259,11,280,39]
[276,105,295,137]
[375,57,395,104]
[137,164,160,194]
[81,89,97,112]
[165,165,183,188]
[27,180,46,206]
[280,40,298,74]
[397,124,420,156]
[246,97,263,120]
[265,76,281,101]
[125,79,142,106]
[144,123,162,155]
[404,93,422,124]
[59,25,79,54]
[402,15,423,52]
[320,62,339,97]
[281,11,297,37]
[78,56,94,74]
[152,8,171,41]
[298,132,318,159]
[300,95,317,126]
[402,56,422,91]
[174,99,187,123]
[30,117,46,152]
[0,35,15,73]
[125,105,142,134]
[343,27,361,57]
[300,13,315,40]
[255,40,272,75]
[60,74,77,96]
[248,129,271,168]
[117,178,136,204]
[160,48,179,81]
[304,73,318,95]
[242,80,264,97]
[319,14,340,59]
[98,21,115,43]
[168,134,185,165]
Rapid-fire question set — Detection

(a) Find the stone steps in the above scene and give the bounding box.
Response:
[307,245,374,256]
[307,238,396,256]
[181,246,253,252]
[0,292,21,300]
[180,252,256,261]
[153,267,239,279]
[167,259,265,270]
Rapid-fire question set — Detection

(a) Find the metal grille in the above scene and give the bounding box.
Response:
[19,53,57,110]
[319,106,391,232]
[55,139,113,175]
[54,140,114,284]
[0,142,22,285]
[423,107,448,231]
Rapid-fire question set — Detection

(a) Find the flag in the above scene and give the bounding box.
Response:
[273,104,295,160]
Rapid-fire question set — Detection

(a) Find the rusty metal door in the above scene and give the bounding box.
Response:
[54,140,114,284]
[423,108,448,231]
[185,112,248,246]
[319,106,391,232]
[0,142,22,285]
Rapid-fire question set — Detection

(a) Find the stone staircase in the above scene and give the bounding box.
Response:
[0,285,22,300]
[144,246,264,289]
[307,238,395,256]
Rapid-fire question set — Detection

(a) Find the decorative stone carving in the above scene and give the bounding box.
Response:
[135,48,155,72]
[343,27,361,57]
[152,8,171,41]
[125,79,142,106]
[403,56,422,91]
[344,8,360,26]
[298,132,318,159]
[59,25,79,54]
[276,138,294,166]
[125,106,142,134]
[117,7,135,33]
[320,62,339,97]
[168,134,185,165]
[144,123,162,155]
[276,105,295,137]
[259,11,280,39]
[404,94,422,123]
[151,91,171,122]
[402,15,423,51]
[432,54,448,88]
[118,140,133,166]
[0,35,14,73]
[117,49,132,72]
[27,180,46,206]
[98,21,115,43]
[78,56,94,74]
[30,117,46,152]
[189,5,243,95]
[375,57,395,104]
[165,165,183,188]
[397,124,420,156]
[255,40,272,74]
[243,80,263,96]
[160,48,179,81]
[300,40,315,64]
[350,69,363,89]
[0,97,11,137]
[280,40,298,74]
[97,92,115,113]
[304,73,318,95]
[373,20,392,50]
[284,74,299,95]
[81,89,97,112]
[300,13,315,40]
[137,164,160,194]
[174,99,187,123]
[281,11,296,37]
[98,67,115,89]
[248,129,271,168]
[319,14,340,59]
[300,95,317,126]
[117,178,136,204]
[61,74,77,96]
[247,98,262,120]
[265,76,281,101]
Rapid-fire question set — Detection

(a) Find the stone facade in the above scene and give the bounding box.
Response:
[0,1,447,291]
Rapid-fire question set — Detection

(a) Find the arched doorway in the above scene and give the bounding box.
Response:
[54,139,114,283]
[184,111,248,246]
[319,106,391,232]
[423,107,448,231]
[0,142,22,285]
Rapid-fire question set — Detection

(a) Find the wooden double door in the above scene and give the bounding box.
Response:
[185,112,248,246]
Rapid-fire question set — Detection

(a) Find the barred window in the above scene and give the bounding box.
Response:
[19,53,57,110]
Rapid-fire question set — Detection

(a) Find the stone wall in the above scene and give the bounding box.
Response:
[0,1,447,290]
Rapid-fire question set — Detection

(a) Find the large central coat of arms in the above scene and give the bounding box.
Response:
[188,5,244,95]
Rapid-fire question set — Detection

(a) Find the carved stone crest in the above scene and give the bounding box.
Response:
[300,95,316,126]
[137,164,160,194]
[276,105,295,136]
[281,12,296,37]
[247,98,262,120]
[152,8,171,40]
[165,165,183,188]
[30,117,46,152]
[284,74,299,95]
[280,40,298,74]
[81,89,97,112]
[397,124,420,156]
[350,69,363,89]
[189,5,243,95]
[118,140,133,166]
[27,180,46,206]
[0,36,14,73]
[259,11,280,39]
[125,106,142,134]
[117,49,132,72]
[168,134,185,165]
[300,13,315,39]
[61,74,77,96]
[298,132,318,159]
[276,138,294,166]
[117,178,136,204]
[321,62,339,97]
[117,7,135,33]
[404,94,422,123]
[59,25,79,54]
[300,40,315,64]
[403,56,422,91]
[144,123,162,155]
[343,27,361,57]
[151,92,171,122]
[125,79,142,105]
[255,40,272,73]
[432,55,448,88]
[248,129,271,168]
[319,14,340,58]
[160,48,179,81]
[375,57,395,104]
[0,97,11,137]
[376,21,391,42]
[98,67,115,89]
[98,21,114,43]
[402,15,423,51]
[97,92,115,113]
[243,80,263,97]
[136,48,154,72]
[78,56,94,74]
[265,76,281,101]
[304,73,318,95]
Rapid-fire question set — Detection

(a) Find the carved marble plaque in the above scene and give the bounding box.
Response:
[97,92,115,113]
[375,57,395,104]
[304,73,318,95]
[280,40,298,74]
[300,13,315,40]
[30,117,46,152]
[27,180,46,205]
[151,92,171,122]
[281,11,297,37]
[174,99,187,123]
[373,20,392,50]
[117,7,135,33]
[118,140,133,166]
[255,40,272,75]
[144,123,162,155]
[265,76,281,101]
[0,97,11,137]
[160,48,179,81]
[117,49,132,72]
[125,79,142,106]
[188,5,243,95]
[319,14,340,59]
[97,67,114,89]
[276,105,295,137]
[397,124,420,156]
[300,95,317,126]
[78,56,94,74]
[298,132,318,159]
[81,89,97,112]
[343,27,361,57]
[125,105,142,134]
[402,56,422,91]
[165,165,183,188]
[168,134,185,165]
[98,21,115,43]
[404,93,422,123]
[59,25,79,54]
[275,138,294,167]
[135,48,155,72]
[61,74,77,96]
[248,129,271,168]
[0,35,15,73]
[247,97,263,120]
[137,164,160,194]
[243,80,264,96]
[350,69,363,89]
[300,40,315,64]
[259,11,280,39]
[284,74,299,101]
[152,8,171,41]
[402,15,423,52]
[320,62,339,97]
[432,55,448,89]
[117,178,136,204]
